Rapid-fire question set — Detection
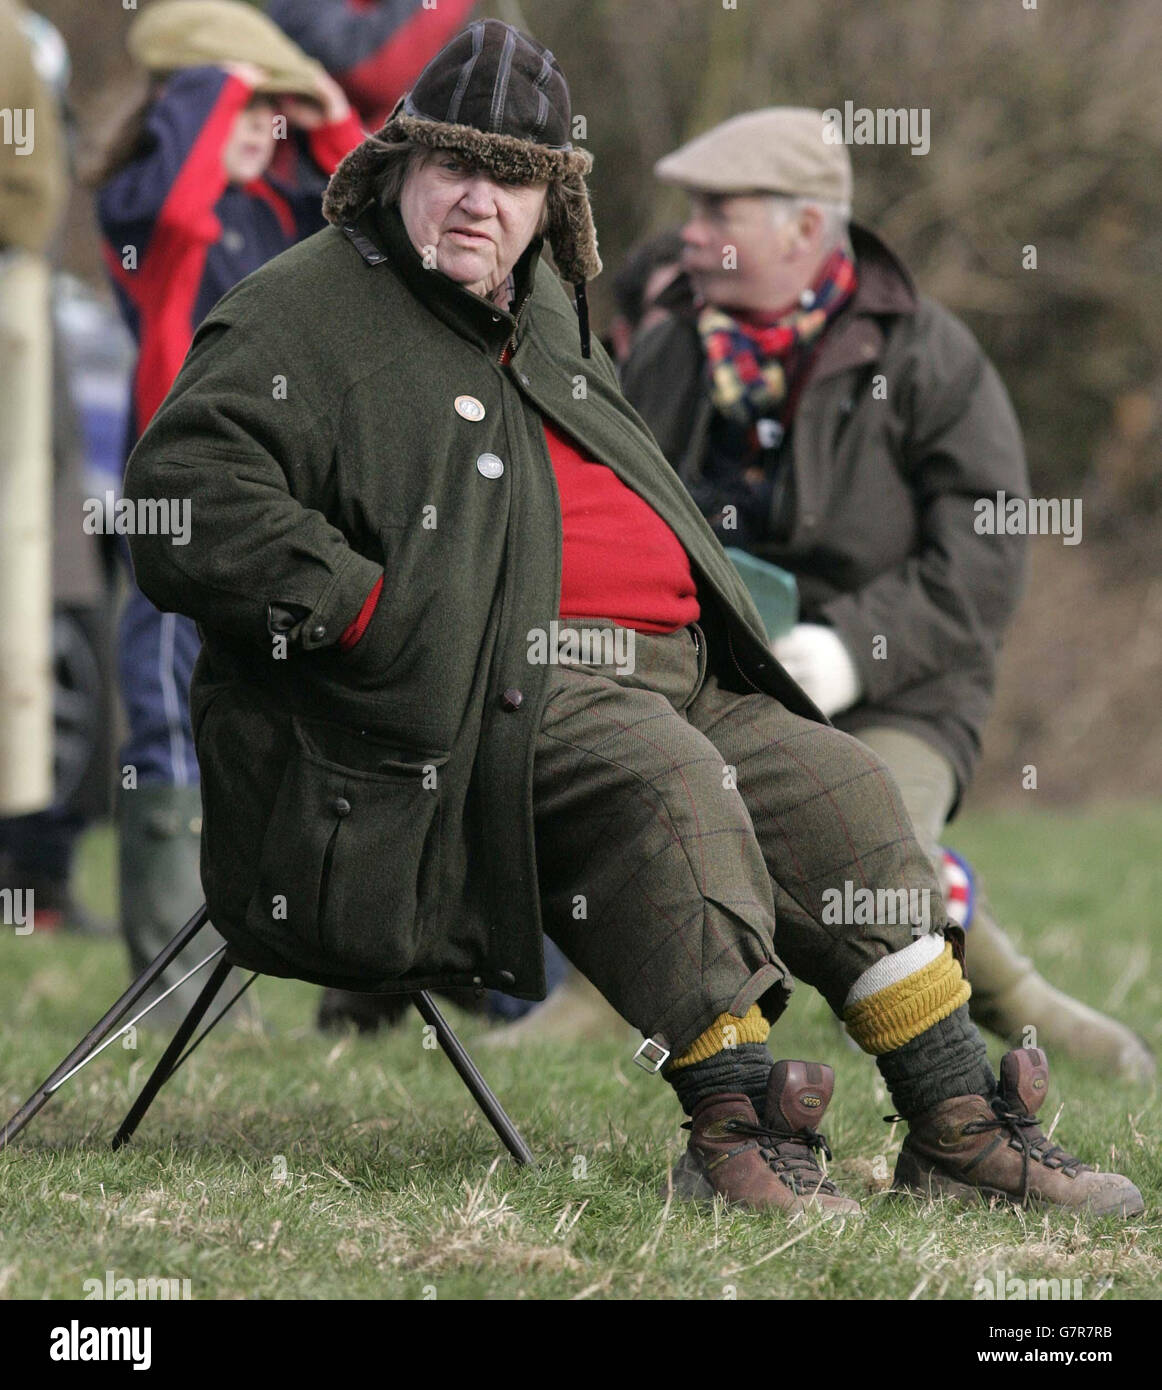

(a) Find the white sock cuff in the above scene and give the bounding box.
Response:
[843,932,947,1011]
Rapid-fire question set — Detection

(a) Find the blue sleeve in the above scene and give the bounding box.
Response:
[96,67,247,244]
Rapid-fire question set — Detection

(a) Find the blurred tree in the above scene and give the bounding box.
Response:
[525,0,1162,519]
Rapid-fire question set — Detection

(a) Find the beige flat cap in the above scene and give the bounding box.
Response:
[128,0,325,100]
[655,107,852,204]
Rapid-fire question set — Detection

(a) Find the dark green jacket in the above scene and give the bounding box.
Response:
[123,190,823,998]
[621,226,1030,803]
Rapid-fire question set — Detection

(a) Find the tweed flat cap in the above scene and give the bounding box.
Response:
[128,0,324,100]
[655,107,852,205]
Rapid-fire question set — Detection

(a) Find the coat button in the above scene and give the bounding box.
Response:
[310,623,327,641]
[518,372,531,387]
[497,970,516,986]
[500,688,523,712]
[476,452,504,479]
[333,797,352,817]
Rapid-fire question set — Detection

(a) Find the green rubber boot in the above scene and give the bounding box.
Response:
[118,784,253,1032]
[965,910,1155,1087]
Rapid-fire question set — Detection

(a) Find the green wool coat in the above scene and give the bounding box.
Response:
[123,189,824,999]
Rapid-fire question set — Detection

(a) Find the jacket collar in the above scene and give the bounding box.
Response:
[846,221,916,315]
[804,221,917,382]
[343,192,544,357]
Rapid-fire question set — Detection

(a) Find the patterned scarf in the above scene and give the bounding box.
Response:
[698,248,858,430]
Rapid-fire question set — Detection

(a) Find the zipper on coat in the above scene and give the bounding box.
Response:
[497,286,535,364]
[726,625,765,695]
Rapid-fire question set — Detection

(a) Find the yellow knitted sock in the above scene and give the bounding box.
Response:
[667,1004,770,1070]
[844,942,971,1055]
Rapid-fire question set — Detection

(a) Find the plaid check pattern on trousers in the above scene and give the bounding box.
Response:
[531,618,952,1057]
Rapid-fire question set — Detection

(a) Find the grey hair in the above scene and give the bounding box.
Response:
[371,137,557,238]
[767,193,851,253]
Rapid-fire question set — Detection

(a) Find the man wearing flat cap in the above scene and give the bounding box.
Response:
[621,107,1153,1086]
[126,32,1142,1219]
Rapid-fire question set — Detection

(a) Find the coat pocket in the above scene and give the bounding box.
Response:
[245,715,449,981]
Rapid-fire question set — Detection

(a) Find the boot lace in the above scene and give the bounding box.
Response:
[723,1118,841,1197]
[962,1101,1090,1203]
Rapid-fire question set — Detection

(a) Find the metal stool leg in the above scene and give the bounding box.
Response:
[411,991,536,1167]
[1,904,210,1149]
[112,956,233,1149]
[4,897,535,1171]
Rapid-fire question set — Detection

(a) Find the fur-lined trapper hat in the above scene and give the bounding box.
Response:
[323,18,602,355]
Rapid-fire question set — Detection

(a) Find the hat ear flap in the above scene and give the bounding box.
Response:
[546,168,602,285]
[322,97,410,226]
[323,137,389,226]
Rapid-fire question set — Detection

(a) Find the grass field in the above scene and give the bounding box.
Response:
[1,804,1159,1301]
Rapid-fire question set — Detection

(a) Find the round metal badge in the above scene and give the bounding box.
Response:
[455,395,486,422]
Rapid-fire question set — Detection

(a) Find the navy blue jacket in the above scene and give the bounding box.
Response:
[97,65,363,448]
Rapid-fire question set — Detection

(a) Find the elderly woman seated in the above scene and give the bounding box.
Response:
[124,20,1142,1220]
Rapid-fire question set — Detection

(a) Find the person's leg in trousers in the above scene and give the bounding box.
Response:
[854,725,1154,1085]
[0,806,107,933]
[685,643,991,1121]
[681,640,1140,1216]
[537,620,1143,1218]
[531,622,791,1069]
[527,622,891,1214]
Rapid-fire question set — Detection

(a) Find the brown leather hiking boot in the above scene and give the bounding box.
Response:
[670,1061,861,1216]
[894,1046,1145,1219]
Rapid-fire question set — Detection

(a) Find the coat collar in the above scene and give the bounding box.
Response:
[846,221,916,314]
[806,221,917,382]
[341,192,545,357]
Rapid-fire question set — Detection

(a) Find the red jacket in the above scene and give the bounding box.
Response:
[268,0,478,127]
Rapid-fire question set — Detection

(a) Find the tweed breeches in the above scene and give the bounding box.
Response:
[531,618,951,1057]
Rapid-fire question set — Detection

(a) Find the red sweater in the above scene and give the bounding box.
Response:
[543,418,699,632]
[340,412,700,648]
